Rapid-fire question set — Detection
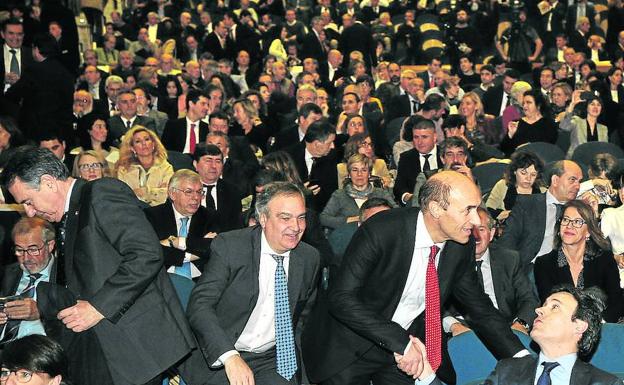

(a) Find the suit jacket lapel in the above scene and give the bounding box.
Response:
[250,226,262,308]
[489,250,510,316]
[3,264,23,296]
[64,179,86,289]
[287,246,304,313]
[570,359,591,385]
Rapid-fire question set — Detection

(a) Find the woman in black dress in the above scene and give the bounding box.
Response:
[534,200,622,322]
[500,89,558,157]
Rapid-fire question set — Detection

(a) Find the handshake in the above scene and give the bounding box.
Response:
[394,336,436,380]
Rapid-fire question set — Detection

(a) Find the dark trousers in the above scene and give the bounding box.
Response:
[207,348,299,385]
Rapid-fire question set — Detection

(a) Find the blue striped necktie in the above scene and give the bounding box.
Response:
[174,217,191,279]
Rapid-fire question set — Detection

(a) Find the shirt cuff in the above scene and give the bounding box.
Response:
[179,237,187,251]
[514,349,530,358]
[443,316,460,334]
[401,193,410,204]
[415,373,436,385]
[213,350,239,367]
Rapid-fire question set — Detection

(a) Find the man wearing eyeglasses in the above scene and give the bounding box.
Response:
[0,217,56,345]
[145,169,219,279]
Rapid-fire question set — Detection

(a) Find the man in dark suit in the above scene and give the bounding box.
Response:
[162,89,209,154]
[302,171,527,385]
[483,69,520,118]
[38,132,74,173]
[339,14,375,70]
[222,12,261,64]
[566,0,596,35]
[300,17,328,65]
[193,143,244,232]
[1,148,209,385]
[496,160,583,274]
[108,90,156,143]
[444,208,538,336]
[360,0,387,24]
[4,34,73,140]
[538,0,566,49]
[144,169,219,279]
[0,217,58,344]
[418,55,442,91]
[188,181,320,385]
[418,286,620,385]
[203,20,235,61]
[1,18,34,94]
[272,103,323,152]
[207,111,259,177]
[206,131,253,199]
[393,117,443,205]
[385,77,426,123]
[285,119,338,212]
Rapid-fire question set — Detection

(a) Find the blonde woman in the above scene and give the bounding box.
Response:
[72,150,110,181]
[232,98,269,154]
[116,126,173,206]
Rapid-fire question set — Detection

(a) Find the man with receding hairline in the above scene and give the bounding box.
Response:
[303,171,526,385]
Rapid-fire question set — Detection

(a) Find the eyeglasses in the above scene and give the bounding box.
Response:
[74,98,89,103]
[78,163,103,171]
[0,369,41,383]
[358,141,373,148]
[14,242,47,257]
[560,217,586,228]
[172,188,206,197]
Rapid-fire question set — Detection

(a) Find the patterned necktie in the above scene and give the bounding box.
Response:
[272,254,297,380]
[555,203,564,221]
[174,217,192,279]
[475,260,485,292]
[412,99,419,115]
[189,123,197,154]
[422,154,432,172]
[9,49,19,76]
[0,273,42,344]
[537,361,560,385]
[56,213,68,286]
[425,245,442,371]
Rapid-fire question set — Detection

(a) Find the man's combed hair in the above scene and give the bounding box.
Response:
[255,182,305,219]
[550,285,606,357]
[418,176,451,213]
[1,147,69,190]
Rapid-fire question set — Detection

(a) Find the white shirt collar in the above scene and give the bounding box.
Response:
[63,179,77,215]
[414,211,446,251]
[260,228,291,258]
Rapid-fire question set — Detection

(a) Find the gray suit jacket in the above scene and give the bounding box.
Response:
[108,114,156,142]
[319,187,397,230]
[495,193,548,272]
[187,225,321,365]
[482,356,622,385]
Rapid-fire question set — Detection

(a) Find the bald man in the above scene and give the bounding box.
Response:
[303,171,526,385]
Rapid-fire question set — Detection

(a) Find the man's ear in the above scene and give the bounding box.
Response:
[574,318,589,337]
[429,201,443,219]
[258,212,267,227]
[40,174,57,192]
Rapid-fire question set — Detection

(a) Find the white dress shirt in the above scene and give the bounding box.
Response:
[216,231,291,365]
[183,117,201,154]
[165,206,202,278]
[3,44,21,92]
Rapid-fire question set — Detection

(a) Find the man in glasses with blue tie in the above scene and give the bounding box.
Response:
[0,217,56,346]
[188,181,321,385]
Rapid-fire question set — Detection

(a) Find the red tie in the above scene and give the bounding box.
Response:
[425,245,442,371]
[429,77,435,89]
[189,123,197,154]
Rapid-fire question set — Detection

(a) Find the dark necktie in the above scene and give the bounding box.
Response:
[537,361,560,385]
[555,203,564,221]
[9,49,19,76]
[204,185,216,210]
[55,213,68,286]
[505,93,511,107]
[110,101,116,112]
[272,254,297,380]
[412,99,419,115]
[422,154,432,172]
[425,245,442,371]
[126,119,132,130]
[0,273,43,344]
[475,260,485,292]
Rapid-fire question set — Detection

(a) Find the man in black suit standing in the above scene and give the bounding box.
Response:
[4,34,73,140]
[496,160,583,275]
[2,148,208,385]
[482,69,520,118]
[203,20,235,61]
[144,169,218,279]
[418,55,442,91]
[162,89,209,154]
[393,118,443,205]
[188,181,320,385]
[300,17,328,65]
[193,143,244,232]
[1,18,34,94]
[0,217,58,343]
[444,208,538,337]
[418,286,620,385]
[302,171,527,385]
[339,13,375,71]
[285,119,338,212]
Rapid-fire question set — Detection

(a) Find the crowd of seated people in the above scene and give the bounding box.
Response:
[1,0,624,383]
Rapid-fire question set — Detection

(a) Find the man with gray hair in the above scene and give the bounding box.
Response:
[1,148,209,385]
[104,75,124,116]
[144,169,219,279]
[188,181,320,385]
[0,217,57,345]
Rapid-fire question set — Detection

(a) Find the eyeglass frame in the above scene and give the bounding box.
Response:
[0,368,45,383]
[560,216,586,228]
[78,162,104,171]
[13,242,49,257]
[171,187,206,197]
